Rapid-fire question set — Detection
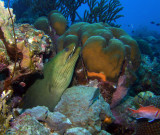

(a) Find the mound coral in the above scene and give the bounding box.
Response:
[57,22,141,82]
[49,11,67,36]
[82,36,125,81]
[34,16,50,34]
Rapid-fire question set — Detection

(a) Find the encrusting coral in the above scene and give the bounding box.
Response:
[0,0,54,94]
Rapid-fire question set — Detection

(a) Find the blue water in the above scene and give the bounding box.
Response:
[77,0,160,34]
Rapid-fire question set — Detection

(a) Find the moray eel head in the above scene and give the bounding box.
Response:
[44,43,81,93]
[53,43,80,68]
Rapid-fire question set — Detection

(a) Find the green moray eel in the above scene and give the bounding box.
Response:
[23,43,81,111]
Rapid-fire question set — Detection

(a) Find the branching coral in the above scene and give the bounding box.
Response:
[81,0,124,26]
[59,0,87,23]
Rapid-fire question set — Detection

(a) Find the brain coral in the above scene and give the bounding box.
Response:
[49,12,67,36]
[82,36,125,81]
[34,16,50,34]
[57,22,141,82]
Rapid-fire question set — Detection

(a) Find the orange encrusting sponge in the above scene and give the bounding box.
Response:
[87,71,106,82]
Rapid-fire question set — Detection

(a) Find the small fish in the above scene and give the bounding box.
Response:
[156,23,160,26]
[128,105,160,122]
[150,21,155,24]
[88,88,100,109]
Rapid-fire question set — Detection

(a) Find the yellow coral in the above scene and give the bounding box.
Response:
[49,12,67,35]
[56,22,141,82]
[82,36,125,81]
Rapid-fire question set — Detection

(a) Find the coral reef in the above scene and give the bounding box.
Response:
[33,10,67,52]
[133,91,155,106]
[1,1,159,135]
[58,22,141,82]
[0,23,53,91]
[131,55,160,95]
[107,91,160,135]
[136,38,153,57]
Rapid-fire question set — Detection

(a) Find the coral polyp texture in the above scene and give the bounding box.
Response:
[0,1,53,91]
[57,22,141,82]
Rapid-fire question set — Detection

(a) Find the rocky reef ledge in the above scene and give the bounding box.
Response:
[7,86,114,135]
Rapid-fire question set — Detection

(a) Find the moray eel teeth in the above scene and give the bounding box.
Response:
[23,43,81,111]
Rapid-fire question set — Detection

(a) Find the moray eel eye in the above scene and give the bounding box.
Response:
[65,47,69,52]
